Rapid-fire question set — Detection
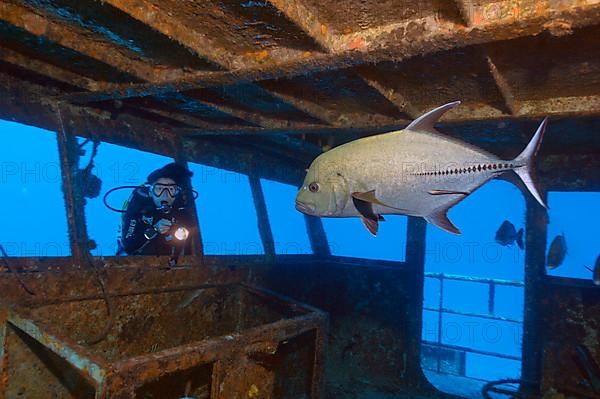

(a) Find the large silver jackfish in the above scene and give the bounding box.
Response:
[295,101,547,235]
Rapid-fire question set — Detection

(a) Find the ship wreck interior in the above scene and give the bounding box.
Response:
[1,0,600,398]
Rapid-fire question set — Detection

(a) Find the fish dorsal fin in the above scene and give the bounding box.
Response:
[405,101,461,134]
[360,216,379,236]
[425,207,461,235]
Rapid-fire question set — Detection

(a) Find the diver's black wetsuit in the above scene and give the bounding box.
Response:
[119,186,193,256]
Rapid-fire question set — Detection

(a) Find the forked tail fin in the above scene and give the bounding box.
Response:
[512,118,548,208]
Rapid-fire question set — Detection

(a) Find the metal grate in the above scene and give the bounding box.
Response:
[422,272,524,378]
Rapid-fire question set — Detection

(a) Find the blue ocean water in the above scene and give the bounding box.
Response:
[0,121,70,256]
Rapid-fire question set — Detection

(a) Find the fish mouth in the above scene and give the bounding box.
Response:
[295,200,315,215]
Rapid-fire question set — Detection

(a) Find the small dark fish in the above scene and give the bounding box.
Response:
[584,255,600,286]
[495,220,524,249]
[547,233,567,269]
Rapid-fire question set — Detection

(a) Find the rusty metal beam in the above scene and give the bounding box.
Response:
[102,0,326,70]
[486,55,518,116]
[1,1,307,128]
[0,47,223,129]
[98,0,238,70]
[0,1,155,82]
[404,216,428,388]
[253,0,412,127]
[258,85,339,126]
[357,71,420,120]
[55,104,88,265]
[265,0,418,124]
[184,95,314,129]
[124,103,238,130]
[517,95,600,118]
[266,0,334,51]
[64,1,600,104]
[63,54,360,103]
[0,45,99,91]
[331,0,600,54]
[249,175,275,260]
[72,0,331,128]
[520,193,548,395]
[304,216,330,257]
[0,70,180,156]
[261,80,407,128]
[180,125,402,137]
[109,310,324,397]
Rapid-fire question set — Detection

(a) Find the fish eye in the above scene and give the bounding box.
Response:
[308,182,320,193]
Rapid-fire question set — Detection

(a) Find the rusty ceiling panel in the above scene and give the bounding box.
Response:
[486,25,600,102]
[358,45,510,121]
[124,97,254,129]
[16,0,223,71]
[185,83,326,125]
[0,1,312,128]
[0,58,81,93]
[0,1,156,81]
[0,19,139,83]
[62,0,600,107]
[0,0,599,148]
[148,92,259,127]
[261,70,407,126]
[0,44,99,90]
[293,0,462,35]
[137,0,323,56]
[0,0,322,129]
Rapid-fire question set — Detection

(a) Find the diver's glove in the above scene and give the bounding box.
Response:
[153,218,173,234]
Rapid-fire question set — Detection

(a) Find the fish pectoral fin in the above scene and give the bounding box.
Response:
[425,208,461,235]
[352,190,403,210]
[360,216,379,237]
[352,194,379,221]
[428,189,470,196]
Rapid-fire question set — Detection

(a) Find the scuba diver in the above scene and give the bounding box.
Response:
[116,163,195,257]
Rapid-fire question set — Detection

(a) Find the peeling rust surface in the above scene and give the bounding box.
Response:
[140,0,323,55]
[356,45,510,120]
[1,283,327,398]
[186,83,326,125]
[262,70,406,123]
[0,0,598,136]
[486,25,600,102]
[299,0,462,35]
[0,19,139,84]
[18,0,223,71]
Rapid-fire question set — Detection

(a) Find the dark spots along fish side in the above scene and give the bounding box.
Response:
[414,163,515,177]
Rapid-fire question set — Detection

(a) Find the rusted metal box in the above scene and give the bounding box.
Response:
[0,284,327,398]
